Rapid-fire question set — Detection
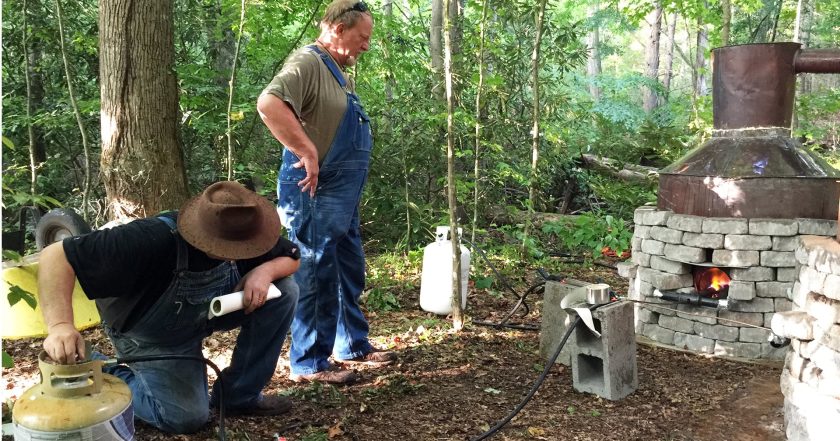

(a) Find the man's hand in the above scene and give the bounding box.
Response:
[294,154,320,197]
[43,322,85,364]
[235,269,274,314]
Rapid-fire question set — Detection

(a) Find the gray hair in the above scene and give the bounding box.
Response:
[321,0,371,28]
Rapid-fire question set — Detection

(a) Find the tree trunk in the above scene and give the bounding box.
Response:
[662,11,677,103]
[443,0,463,330]
[722,0,731,45]
[642,1,662,113]
[587,0,602,101]
[430,0,443,99]
[56,0,92,220]
[99,0,189,221]
[792,0,814,131]
[521,0,548,259]
[225,0,246,180]
[472,0,488,246]
[694,7,708,100]
[23,0,37,195]
[204,0,236,89]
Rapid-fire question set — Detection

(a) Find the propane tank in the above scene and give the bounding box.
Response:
[420,226,470,315]
[13,351,133,441]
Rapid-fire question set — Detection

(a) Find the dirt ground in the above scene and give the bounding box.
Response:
[2,262,785,441]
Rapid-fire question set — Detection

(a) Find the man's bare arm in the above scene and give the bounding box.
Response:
[38,242,86,364]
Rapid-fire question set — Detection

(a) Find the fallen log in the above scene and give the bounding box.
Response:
[580,154,659,182]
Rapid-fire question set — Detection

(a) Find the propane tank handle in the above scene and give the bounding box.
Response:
[37,344,104,398]
[434,226,464,242]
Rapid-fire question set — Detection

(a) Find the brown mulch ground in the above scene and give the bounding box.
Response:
[2,261,785,441]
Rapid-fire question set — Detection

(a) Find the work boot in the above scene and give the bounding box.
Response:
[289,365,358,385]
[222,393,293,417]
[335,349,397,367]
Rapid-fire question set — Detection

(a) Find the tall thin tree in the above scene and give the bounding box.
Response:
[23,0,37,195]
[226,0,247,180]
[642,1,662,113]
[662,11,678,103]
[521,0,549,258]
[472,0,489,246]
[56,0,92,220]
[443,0,463,330]
[587,0,602,101]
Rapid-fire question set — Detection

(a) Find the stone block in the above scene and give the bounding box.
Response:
[762,251,797,267]
[777,267,797,282]
[760,343,787,359]
[693,322,739,341]
[713,250,760,267]
[823,274,840,301]
[667,214,704,233]
[673,332,714,353]
[714,341,762,358]
[750,218,798,236]
[800,266,828,296]
[664,244,707,263]
[730,266,775,282]
[650,226,684,244]
[682,232,724,249]
[641,239,665,255]
[775,298,793,313]
[740,327,771,343]
[703,218,749,234]
[649,255,690,275]
[724,234,772,251]
[540,280,586,365]
[633,206,657,225]
[773,236,800,252]
[634,225,651,239]
[638,280,655,297]
[659,315,696,334]
[821,324,840,353]
[676,304,718,325]
[571,301,638,400]
[797,218,838,236]
[805,292,840,326]
[640,209,671,226]
[719,310,765,327]
[616,262,638,279]
[756,281,793,298]
[632,236,643,253]
[636,307,658,324]
[771,311,815,340]
[727,281,756,300]
[802,236,840,275]
[807,342,840,379]
[638,267,693,290]
[728,297,775,313]
[632,251,651,267]
[643,323,675,345]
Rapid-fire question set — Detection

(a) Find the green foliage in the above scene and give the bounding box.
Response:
[587,175,656,219]
[2,351,13,369]
[284,382,345,406]
[7,283,37,309]
[542,212,633,256]
[364,288,401,312]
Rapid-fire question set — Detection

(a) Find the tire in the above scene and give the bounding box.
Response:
[35,208,92,250]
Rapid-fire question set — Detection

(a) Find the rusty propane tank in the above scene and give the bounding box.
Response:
[13,351,133,440]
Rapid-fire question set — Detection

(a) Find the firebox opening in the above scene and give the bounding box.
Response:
[692,266,732,299]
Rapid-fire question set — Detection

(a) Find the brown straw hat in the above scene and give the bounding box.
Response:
[177,181,281,260]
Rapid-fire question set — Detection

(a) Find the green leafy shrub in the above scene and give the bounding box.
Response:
[542,212,633,256]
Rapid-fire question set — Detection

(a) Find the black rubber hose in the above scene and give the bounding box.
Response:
[470,314,583,441]
[113,355,227,441]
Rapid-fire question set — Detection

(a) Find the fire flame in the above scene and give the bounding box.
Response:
[694,267,731,297]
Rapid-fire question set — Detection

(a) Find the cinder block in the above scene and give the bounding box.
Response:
[540,279,588,366]
[634,225,651,240]
[777,267,797,282]
[756,281,793,298]
[724,234,772,251]
[750,219,798,236]
[572,301,637,400]
[703,218,748,234]
[713,250,760,267]
[664,243,706,263]
[682,232,724,249]
[641,239,665,255]
[761,251,796,267]
[632,251,651,267]
[727,281,756,301]
[797,218,838,236]
[640,210,671,226]
[730,266,775,281]
[773,236,800,252]
[650,226,684,244]
[634,206,657,225]
[649,255,691,275]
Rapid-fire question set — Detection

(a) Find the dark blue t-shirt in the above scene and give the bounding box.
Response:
[62,212,299,332]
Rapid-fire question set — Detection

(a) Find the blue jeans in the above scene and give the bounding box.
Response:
[102,237,299,433]
[277,45,374,375]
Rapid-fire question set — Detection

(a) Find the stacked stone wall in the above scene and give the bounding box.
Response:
[619,207,837,360]
[771,236,840,441]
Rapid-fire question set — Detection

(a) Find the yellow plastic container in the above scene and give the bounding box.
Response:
[13,351,133,440]
[2,254,100,339]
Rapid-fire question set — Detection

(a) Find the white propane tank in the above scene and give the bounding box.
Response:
[420,226,470,315]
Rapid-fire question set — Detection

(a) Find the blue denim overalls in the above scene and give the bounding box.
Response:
[102,216,298,433]
[277,45,374,375]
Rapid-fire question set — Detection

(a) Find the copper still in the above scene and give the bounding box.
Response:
[658,43,840,219]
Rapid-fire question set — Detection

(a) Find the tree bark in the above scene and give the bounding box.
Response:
[587,0,602,101]
[792,0,814,130]
[225,0,246,180]
[722,0,731,45]
[642,1,662,113]
[522,0,548,258]
[443,0,463,330]
[662,11,677,103]
[430,0,443,99]
[694,7,709,100]
[23,0,38,195]
[99,0,189,221]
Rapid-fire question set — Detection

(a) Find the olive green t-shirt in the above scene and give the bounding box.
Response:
[261,44,355,162]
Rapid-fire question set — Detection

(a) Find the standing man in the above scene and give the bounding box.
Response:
[39,181,300,433]
[257,0,395,385]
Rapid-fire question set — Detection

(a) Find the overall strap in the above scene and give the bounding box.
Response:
[306,44,347,89]
[157,214,189,272]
